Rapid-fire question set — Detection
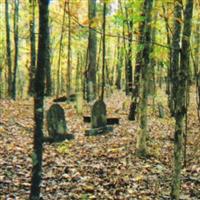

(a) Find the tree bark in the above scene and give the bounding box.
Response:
[194,15,200,121]
[115,34,122,90]
[136,0,153,156]
[56,1,67,97]
[67,0,71,97]
[30,0,49,199]
[45,8,51,96]
[28,0,36,96]
[101,1,106,101]
[170,0,182,117]
[128,2,147,121]
[124,4,133,95]
[5,0,12,97]
[12,0,19,100]
[87,0,97,101]
[171,0,194,199]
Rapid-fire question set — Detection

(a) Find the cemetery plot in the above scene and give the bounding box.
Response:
[44,104,74,143]
[85,100,114,136]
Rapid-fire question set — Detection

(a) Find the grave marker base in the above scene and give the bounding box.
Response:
[85,126,113,136]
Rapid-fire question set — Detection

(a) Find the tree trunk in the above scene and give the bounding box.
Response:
[170,1,182,117]
[12,0,19,100]
[118,0,127,93]
[56,1,67,97]
[87,0,97,102]
[171,0,194,199]
[126,19,133,95]
[5,0,12,97]
[115,35,122,90]
[136,0,153,156]
[162,3,173,114]
[128,2,146,121]
[28,0,36,96]
[45,11,51,96]
[170,0,183,194]
[194,15,200,121]
[101,1,106,101]
[30,0,49,198]
[67,0,71,97]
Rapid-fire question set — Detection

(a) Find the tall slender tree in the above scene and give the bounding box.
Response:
[115,34,123,90]
[136,0,153,156]
[101,0,106,101]
[128,3,146,121]
[171,0,194,199]
[30,0,49,198]
[57,1,67,97]
[28,0,36,96]
[124,4,133,95]
[170,0,182,118]
[162,3,173,113]
[45,2,51,96]
[87,0,97,101]
[67,0,71,97]
[194,14,200,121]
[12,0,19,100]
[5,0,12,97]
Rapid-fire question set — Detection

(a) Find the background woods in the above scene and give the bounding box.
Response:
[0,0,200,199]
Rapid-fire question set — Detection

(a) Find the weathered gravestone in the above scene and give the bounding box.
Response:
[91,99,107,128]
[45,104,74,143]
[157,102,165,118]
[85,99,113,136]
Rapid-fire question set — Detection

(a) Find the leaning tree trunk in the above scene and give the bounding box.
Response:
[87,0,97,102]
[12,0,19,100]
[171,0,194,199]
[136,0,153,156]
[30,0,49,199]
[5,0,12,97]
[28,0,36,96]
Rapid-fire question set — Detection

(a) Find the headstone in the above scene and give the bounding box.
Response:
[128,102,137,121]
[47,104,67,137]
[91,99,107,128]
[76,92,83,114]
[158,102,164,118]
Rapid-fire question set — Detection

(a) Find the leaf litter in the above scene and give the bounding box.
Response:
[0,89,200,199]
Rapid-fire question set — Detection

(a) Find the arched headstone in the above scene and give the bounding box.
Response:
[91,99,107,128]
[47,104,67,137]
[45,104,74,142]
[158,102,165,118]
[85,100,115,136]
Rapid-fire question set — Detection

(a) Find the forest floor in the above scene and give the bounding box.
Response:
[0,87,200,200]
